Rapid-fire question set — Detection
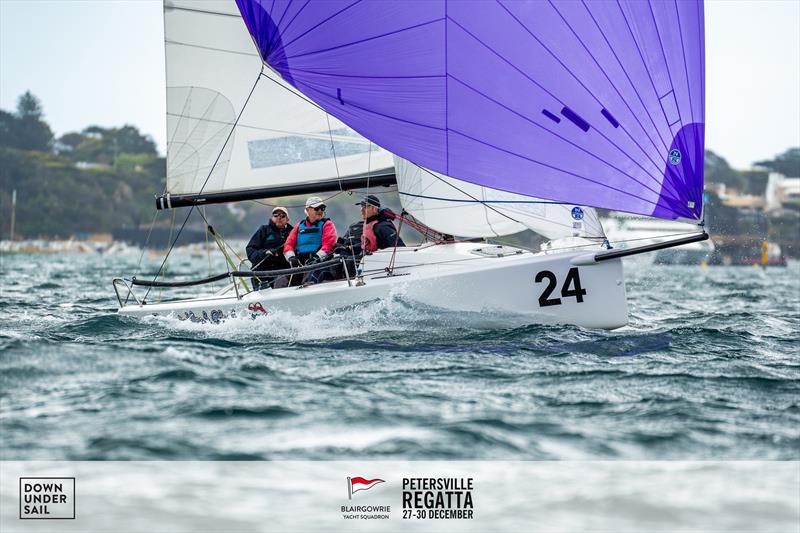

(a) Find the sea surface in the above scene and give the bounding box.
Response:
[1,251,798,461]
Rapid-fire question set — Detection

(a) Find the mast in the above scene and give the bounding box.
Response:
[9,189,16,241]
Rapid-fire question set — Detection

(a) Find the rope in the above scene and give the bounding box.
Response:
[387,212,404,274]
[133,208,160,278]
[194,209,251,294]
[385,209,446,242]
[196,209,245,266]
[203,206,212,275]
[415,165,523,236]
[249,189,347,209]
[326,113,342,185]
[358,142,374,275]
[159,208,177,303]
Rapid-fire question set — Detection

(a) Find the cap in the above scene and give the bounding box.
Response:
[305,196,326,208]
[356,194,381,208]
[272,206,288,216]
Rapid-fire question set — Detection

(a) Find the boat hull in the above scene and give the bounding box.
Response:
[118,243,628,329]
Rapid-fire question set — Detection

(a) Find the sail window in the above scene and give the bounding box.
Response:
[247,129,380,169]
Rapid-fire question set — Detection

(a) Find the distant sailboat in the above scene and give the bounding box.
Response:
[114,0,708,329]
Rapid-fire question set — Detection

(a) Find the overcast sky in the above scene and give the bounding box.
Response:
[1,0,798,169]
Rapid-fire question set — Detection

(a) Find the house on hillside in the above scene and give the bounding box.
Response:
[766,173,800,212]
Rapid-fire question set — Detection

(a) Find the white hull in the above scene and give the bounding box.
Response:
[118,243,628,329]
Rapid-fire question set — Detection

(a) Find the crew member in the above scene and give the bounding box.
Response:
[357,194,405,252]
[283,196,337,285]
[246,206,293,289]
[333,195,405,280]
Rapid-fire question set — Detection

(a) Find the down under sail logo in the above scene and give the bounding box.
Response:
[347,476,385,499]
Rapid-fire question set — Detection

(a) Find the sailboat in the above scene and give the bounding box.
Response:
[114,0,707,330]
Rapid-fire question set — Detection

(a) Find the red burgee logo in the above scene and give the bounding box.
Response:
[347,476,385,499]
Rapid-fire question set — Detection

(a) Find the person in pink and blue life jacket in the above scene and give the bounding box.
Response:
[283,196,338,285]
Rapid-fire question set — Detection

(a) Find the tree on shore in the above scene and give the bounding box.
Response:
[0,92,165,238]
[755,148,800,177]
[0,91,54,151]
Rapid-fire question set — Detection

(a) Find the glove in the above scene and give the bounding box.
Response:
[305,255,321,266]
[288,256,300,268]
[263,249,274,259]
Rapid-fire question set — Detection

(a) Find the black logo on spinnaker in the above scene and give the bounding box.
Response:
[19,477,75,519]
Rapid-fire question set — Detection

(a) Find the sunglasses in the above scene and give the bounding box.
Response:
[272,213,287,218]
[311,206,326,212]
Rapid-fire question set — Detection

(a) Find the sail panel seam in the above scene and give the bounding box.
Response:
[415,166,524,228]
[674,0,698,173]
[294,80,445,131]
[448,74,680,203]
[581,1,672,153]
[445,0,449,175]
[616,0,686,192]
[501,1,668,185]
[280,0,363,51]
[643,0,693,196]
[168,5,241,18]
[541,1,681,199]
[285,68,446,80]
[166,39,261,58]
[448,128,663,211]
[616,0,678,151]
[287,17,445,60]
[447,16,671,194]
[270,0,311,51]
[271,0,294,38]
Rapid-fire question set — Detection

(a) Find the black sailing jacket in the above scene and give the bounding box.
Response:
[246,220,293,271]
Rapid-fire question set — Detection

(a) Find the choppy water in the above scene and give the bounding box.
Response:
[1,251,798,460]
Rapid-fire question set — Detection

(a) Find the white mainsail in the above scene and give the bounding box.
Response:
[163,0,392,199]
[394,156,604,240]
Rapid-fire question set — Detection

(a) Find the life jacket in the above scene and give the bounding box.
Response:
[361,220,378,254]
[263,222,291,248]
[361,213,397,253]
[250,222,292,271]
[296,218,328,254]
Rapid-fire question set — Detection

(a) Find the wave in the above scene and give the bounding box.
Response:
[142,294,533,344]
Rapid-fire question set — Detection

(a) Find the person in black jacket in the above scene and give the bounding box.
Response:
[356,194,405,252]
[332,195,405,280]
[246,206,293,289]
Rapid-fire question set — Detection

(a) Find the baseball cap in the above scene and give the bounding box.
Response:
[272,206,288,216]
[305,196,325,208]
[356,194,381,208]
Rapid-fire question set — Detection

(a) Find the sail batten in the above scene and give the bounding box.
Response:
[236,0,705,221]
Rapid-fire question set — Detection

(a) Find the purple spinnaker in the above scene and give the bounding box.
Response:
[236,0,705,221]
